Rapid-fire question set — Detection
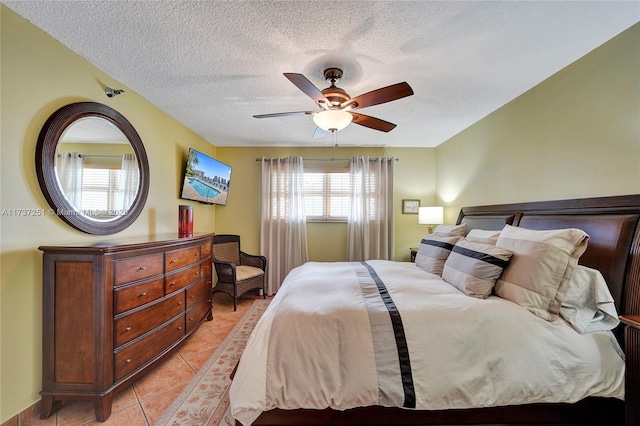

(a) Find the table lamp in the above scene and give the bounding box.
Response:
[419,206,444,234]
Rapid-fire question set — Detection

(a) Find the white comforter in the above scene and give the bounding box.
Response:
[230,260,625,426]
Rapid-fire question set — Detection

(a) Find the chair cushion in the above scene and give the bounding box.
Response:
[215,241,240,264]
[236,265,264,281]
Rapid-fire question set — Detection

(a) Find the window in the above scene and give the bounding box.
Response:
[81,164,121,217]
[304,169,350,222]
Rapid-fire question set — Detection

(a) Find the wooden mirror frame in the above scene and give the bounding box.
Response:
[36,102,150,235]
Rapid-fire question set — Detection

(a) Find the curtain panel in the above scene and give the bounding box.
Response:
[55,151,84,208]
[116,153,138,212]
[260,156,309,294]
[347,156,395,261]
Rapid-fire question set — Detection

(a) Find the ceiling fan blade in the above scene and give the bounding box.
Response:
[283,73,331,107]
[312,127,327,139]
[350,112,397,132]
[253,111,315,118]
[342,82,413,110]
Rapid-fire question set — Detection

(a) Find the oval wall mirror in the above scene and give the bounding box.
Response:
[36,102,150,235]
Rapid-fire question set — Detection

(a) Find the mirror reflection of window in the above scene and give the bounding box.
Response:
[55,117,138,220]
[80,154,138,219]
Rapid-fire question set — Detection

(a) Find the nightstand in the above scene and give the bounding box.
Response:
[620,315,640,426]
[410,247,417,263]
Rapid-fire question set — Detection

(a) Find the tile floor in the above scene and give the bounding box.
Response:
[9,292,263,426]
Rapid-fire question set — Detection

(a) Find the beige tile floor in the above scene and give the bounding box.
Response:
[8,292,262,426]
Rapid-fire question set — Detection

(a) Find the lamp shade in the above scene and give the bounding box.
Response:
[418,206,444,225]
[313,110,353,131]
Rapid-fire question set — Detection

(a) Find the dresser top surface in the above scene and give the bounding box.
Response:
[39,232,214,254]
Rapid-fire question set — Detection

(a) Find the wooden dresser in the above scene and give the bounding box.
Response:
[38,233,214,421]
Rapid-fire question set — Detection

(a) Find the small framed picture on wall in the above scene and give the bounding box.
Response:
[402,199,420,214]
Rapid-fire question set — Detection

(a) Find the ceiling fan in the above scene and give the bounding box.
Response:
[253,68,414,138]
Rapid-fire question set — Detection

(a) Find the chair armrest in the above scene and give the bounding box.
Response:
[213,259,236,283]
[240,251,267,271]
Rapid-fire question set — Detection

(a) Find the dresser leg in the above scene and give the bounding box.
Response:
[39,395,61,419]
[94,394,113,422]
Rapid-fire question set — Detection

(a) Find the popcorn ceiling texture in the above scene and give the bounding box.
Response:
[4,1,638,147]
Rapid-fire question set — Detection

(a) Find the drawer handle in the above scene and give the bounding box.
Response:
[169,281,176,286]
[194,272,199,277]
[190,294,194,298]
[138,266,147,271]
[178,301,183,306]
[178,326,183,330]
[126,326,132,331]
[170,259,176,264]
[195,253,199,257]
[126,358,132,363]
[140,292,147,297]
[189,317,194,321]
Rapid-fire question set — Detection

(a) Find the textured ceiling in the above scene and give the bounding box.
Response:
[4,1,639,147]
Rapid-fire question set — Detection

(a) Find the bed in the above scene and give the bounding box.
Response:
[230,194,640,425]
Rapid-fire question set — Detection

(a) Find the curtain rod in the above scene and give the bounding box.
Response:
[57,153,123,159]
[255,157,398,162]
[82,154,123,159]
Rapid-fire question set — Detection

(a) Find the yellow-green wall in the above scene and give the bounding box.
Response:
[0,7,216,421]
[215,147,436,263]
[435,23,640,224]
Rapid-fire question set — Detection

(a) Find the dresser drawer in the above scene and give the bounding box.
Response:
[166,246,201,272]
[114,291,185,348]
[201,241,212,259]
[200,260,212,278]
[186,299,212,332]
[114,315,185,381]
[186,277,212,308]
[166,264,200,294]
[115,253,163,286]
[115,277,164,314]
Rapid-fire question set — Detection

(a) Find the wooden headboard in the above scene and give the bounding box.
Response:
[457,194,640,319]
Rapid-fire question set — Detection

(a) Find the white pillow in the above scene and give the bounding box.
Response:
[495,225,589,321]
[442,239,512,299]
[415,234,460,276]
[465,229,502,245]
[560,265,619,333]
[433,223,467,237]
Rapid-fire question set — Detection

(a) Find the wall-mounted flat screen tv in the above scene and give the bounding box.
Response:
[180,148,232,205]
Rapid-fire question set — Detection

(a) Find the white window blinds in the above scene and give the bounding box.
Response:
[304,170,350,222]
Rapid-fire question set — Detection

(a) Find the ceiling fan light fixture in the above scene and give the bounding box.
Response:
[313,110,352,132]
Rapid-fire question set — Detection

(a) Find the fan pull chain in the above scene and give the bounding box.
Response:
[331,129,338,148]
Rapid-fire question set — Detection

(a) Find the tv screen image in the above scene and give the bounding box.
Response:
[180,148,232,205]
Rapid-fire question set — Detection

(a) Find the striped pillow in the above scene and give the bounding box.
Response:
[495,225,589,321]
[415,234,460,276]
[433,223,467,237]
[442,239,512,298]
[465,229,502,245]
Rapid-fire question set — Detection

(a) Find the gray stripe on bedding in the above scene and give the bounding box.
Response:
[354,263,406,407]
